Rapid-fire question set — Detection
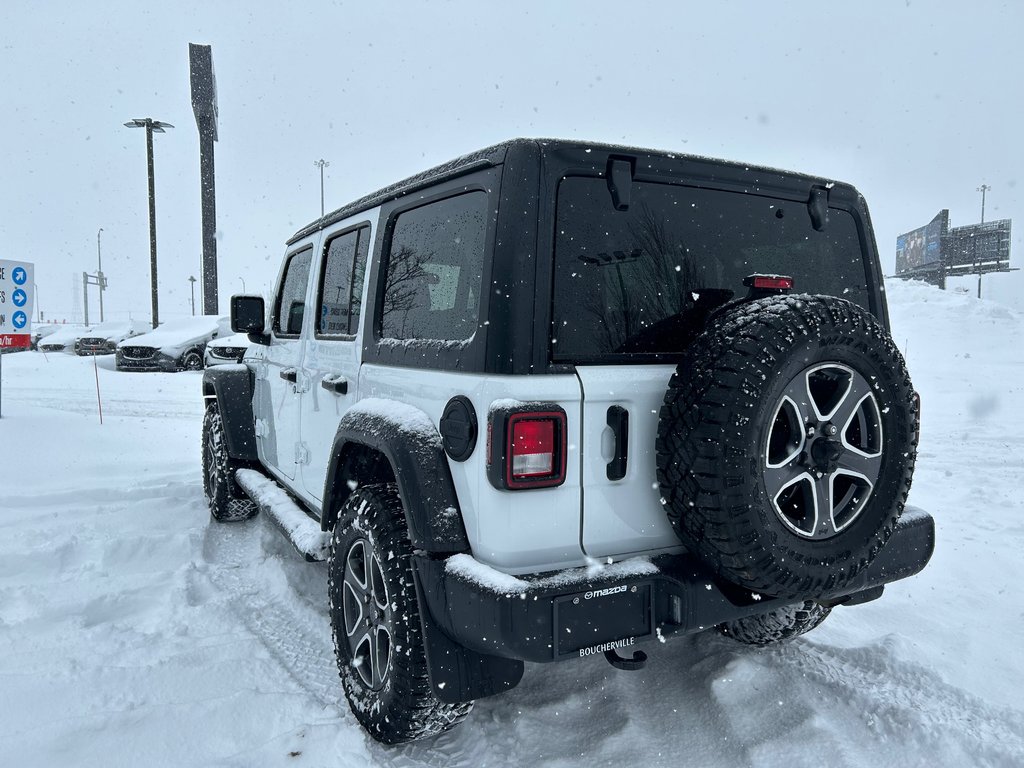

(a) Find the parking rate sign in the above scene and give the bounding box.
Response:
[0,259,34,348]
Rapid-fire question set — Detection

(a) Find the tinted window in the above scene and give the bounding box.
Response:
[317,226,370,336]
[380,191,487,341]
[273,247,312,336]
[552,178,869,360]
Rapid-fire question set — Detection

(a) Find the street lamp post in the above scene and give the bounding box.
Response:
[188,275,197,316]
[124,118,173,328]
[96,227,105,322]
[238,276,246,293]
[977,184,991,224]
[314,158,329,218]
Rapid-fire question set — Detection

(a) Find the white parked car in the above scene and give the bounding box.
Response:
[116,316,231,372]
[203,332,251,367]
[74,319,151,355]
[37,325,89,354]
[30,324,62,350]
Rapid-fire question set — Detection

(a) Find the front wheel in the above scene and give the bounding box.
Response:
[202,405,258,522]
[328,484,472,744]
[181,350,204,371]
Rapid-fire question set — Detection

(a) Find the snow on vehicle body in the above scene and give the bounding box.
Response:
[117,316,230,371]
[202,139,934,743]
[75,319,150,355]
[37,325,87,353]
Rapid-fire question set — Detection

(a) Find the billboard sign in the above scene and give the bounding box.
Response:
[0,259,34,349]
[944,219,1011,272]
[896,210,948,275]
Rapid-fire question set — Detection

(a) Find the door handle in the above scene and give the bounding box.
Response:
[279,368,297,383]
[321,375,348,395]
[606,405,629,481]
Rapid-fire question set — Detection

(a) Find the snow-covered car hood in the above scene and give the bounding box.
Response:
[79,320,151,343]
[119,317,230,355]
[38,326,90,347]
[206,332,250,351]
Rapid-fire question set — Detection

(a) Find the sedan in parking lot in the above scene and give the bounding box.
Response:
[116,316,231,372]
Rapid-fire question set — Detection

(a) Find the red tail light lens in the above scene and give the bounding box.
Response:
[488,408,568,490]
[511,418,556,478]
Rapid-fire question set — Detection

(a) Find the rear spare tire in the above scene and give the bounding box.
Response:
[656,295,917,599]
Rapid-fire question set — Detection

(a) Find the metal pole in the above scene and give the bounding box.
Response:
[189,276,196,316]
[147,122,160,328]
[978,184,991,224]
[314,159,329,218]
[199,127,218,315]
[83,271,90,326]
[97,227,104,322]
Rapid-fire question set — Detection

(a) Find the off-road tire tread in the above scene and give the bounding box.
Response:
[656,295,918,598]
[718,600,831,646]
[202,405,258,522]
[328,483,472,744]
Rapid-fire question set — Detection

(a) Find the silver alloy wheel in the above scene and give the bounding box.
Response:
[764,363,884,539]
[342,539,393,690]
[183,351,203,371]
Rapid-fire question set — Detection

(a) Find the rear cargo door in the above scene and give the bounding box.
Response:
[576,365,681,558]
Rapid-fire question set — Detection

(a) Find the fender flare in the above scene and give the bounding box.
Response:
[323,399,470,554]
[202,366,259,461]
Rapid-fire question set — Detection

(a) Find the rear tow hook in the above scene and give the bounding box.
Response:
[604,648,648,671]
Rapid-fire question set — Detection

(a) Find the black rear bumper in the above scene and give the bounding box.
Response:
[412,505,933,700]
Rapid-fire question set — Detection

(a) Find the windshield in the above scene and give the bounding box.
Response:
[552,177,869,361]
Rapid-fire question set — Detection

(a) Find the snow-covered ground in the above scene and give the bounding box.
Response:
[1,281,1022,767]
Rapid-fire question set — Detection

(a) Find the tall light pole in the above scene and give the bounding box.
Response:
[96,227,106,322]
[977,184,991,223]
[124,118,173,328]
[238,276,246,293]
[188,275,197,316]
[314,159,330,218]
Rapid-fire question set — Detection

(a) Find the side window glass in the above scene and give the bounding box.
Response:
[273,248,312,336]
[380,191,487,341]
[317,226,371,337]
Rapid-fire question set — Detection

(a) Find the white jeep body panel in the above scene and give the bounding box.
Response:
[575,365,684,559]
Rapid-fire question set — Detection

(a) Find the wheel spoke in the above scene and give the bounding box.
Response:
[351,631,373,688]
[779,378,812,425]
[812,475,835,538]
[837,449,882,482]
[831,373,874,429]
[764,458,806,500]
[341,580,364,637]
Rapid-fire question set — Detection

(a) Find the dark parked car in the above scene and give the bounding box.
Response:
[116,316,230,372]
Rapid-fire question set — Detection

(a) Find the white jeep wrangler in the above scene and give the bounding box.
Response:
[202,139,933,744]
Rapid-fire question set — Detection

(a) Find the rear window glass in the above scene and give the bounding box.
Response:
[380,191,487,342]
[552,178,869,361]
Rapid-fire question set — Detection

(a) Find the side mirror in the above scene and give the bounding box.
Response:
[231,294,269,345]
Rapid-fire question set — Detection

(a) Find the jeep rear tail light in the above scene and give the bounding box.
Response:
[487,407,568,490]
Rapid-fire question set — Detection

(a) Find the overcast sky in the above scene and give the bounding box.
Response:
[3,0,1022,323]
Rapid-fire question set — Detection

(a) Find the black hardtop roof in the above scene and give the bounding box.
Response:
[287,138,843,246]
